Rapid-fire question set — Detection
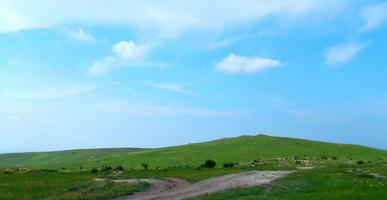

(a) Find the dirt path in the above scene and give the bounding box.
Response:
[113,171,290,200]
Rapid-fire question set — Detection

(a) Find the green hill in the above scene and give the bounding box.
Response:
[0,148,143,169]
[0,134,386,169]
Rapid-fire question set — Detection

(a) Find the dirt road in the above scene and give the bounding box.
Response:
[113,171,290,200]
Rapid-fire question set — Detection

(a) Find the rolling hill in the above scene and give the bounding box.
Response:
[0,134,386,169]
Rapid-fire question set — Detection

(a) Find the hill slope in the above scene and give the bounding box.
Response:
[0,148,143,169]
[0,134,386,169]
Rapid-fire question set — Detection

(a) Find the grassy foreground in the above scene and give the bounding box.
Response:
[191,165,387,200]
[0,169,149,200]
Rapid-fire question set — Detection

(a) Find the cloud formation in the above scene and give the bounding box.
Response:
[0,0,344,36]
[147,82,193,96]
[88,40,151,76]
[215,54,281,74]
[324,42,366,65]
[361,2,387,30]
[65,27,95,41]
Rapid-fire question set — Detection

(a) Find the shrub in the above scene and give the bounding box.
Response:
[202,160,216,168]
[90,168,98,174]
[101,165,113,173]
[357,160,365,165]
[141,162,149,170]
[223,162,237,168]
[115,165,124,171]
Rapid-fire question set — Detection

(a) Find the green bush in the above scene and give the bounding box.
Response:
[223,162,237,168]
[202,160,216,168]
[101,165,113,173]
[115,165,124,171]
[141,162,149,170]
[90,168,98,174]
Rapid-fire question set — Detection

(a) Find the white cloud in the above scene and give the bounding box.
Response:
[361,2,387,30]
[112,41,149,60]
[215,54,281,74]
[0,4,31,32]
[147,82,193,96]
[88,40,151,76]
[0,0,345,36]
[65,27,95,41]
[0,85,95,100]
[324,42,366,65]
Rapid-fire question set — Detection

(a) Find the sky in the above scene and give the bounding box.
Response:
[1,0,387,153]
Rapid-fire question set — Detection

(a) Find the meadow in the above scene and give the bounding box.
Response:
[0,169,148,200]
[190,165,387,200]
[0,134,386,199]
[1,135,386,170]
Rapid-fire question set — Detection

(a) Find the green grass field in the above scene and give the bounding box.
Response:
[1,135,386,170]
[0,148,143,169]
[1,134,386,200]
[190,165,387,200]
[0,169,149,200]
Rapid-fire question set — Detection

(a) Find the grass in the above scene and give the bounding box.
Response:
[0,169,149,200]
[1,134,386,199]
[0,148,143,169]
[1,134,386,170]
[190,164,387,200]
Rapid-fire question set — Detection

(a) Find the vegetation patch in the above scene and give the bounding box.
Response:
[0,170,149,200]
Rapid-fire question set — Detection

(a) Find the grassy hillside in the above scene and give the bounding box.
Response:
[0,148,143,169]
[0,134,386,169]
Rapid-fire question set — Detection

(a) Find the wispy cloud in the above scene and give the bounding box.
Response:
[88,40,153,76]
[65,27,95,41]
[215,54,281,74]
[147,82,194,96]
[324,42,366,65]
[361,2,387,31]
[0,85,95,100]
[0,0,345,36]
[208,37,238,49]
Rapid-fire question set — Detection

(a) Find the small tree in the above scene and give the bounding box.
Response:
[141,162,149,170]
[202,160,216,168]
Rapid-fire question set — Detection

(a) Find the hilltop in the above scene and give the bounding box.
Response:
[0,134,386,169]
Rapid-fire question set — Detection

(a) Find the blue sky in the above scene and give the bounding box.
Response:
[1,0,387,153]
